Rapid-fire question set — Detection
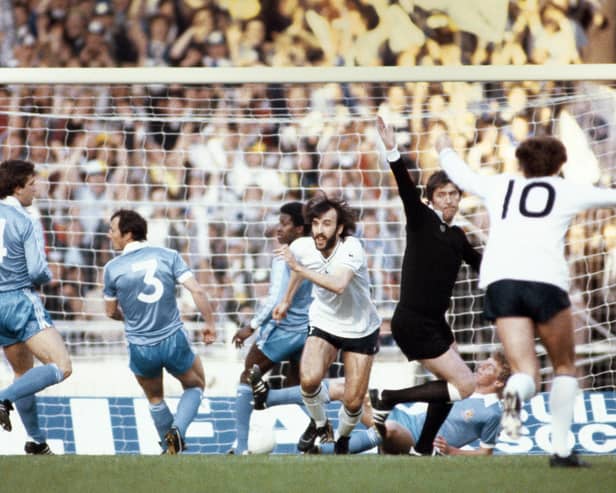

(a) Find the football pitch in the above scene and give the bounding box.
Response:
[2,455,615,493]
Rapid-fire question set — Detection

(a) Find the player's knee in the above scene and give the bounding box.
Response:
[59,361,72,380]
[300,377,321,395]
[342,396,363,413]
[300,369,322,392]
[195,374,206,390]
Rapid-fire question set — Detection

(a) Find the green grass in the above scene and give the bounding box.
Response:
[1,455,615,493]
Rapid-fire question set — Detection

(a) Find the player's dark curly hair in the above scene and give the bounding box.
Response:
[515,136,567,178]
[110,209,148,241]
[425,170,462,202]
[304,194,356,238]
[0,160,35,199]
[280,201,310,235]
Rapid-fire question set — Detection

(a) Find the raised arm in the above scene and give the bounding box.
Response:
[435,134,488,198]
[376,116,424,223]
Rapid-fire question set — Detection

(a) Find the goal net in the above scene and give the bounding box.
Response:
[1,65,615,397]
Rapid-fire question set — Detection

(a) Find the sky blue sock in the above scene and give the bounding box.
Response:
[173,387,203,438]
[266,386,304,406]
[267,380,330,407]
[15,394,46,443]
[0,364,62,403]
[149,400,173,449]
[235,384,252,453]
[320,428,381,454]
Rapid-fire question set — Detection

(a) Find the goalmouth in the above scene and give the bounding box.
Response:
[0,64,615,396]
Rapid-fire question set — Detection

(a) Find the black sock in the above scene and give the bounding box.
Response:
[381,380,449,407]
[414,401,453,455]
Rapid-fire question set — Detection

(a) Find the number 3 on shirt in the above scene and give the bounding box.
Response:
[501,180,556,219]
[131,259,163,303]
[0,219,7,264]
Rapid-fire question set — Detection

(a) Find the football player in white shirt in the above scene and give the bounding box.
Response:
[273,195,381,454]
[437,133,616,468]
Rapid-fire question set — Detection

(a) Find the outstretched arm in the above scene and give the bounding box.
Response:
[433,435,493,456]
[376,116,424,223]
[436,134,487,198]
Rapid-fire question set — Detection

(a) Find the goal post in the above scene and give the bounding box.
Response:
[0,64,615,396]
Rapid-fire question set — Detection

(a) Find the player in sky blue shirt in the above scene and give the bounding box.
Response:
[0,159,72,455]
[304,353,510,456]
[229,202,312,454]
[104,209,217,454]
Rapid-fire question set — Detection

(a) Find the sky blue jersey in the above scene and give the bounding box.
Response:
[0,198,51,292]
[400,393,502,449]
[250,256,312,333]
[103,242,193,345]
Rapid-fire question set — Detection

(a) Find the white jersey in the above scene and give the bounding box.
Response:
[290,236,381,338]
[440,148,616,291]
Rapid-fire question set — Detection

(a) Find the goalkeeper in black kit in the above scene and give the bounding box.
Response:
[369,117,482,456]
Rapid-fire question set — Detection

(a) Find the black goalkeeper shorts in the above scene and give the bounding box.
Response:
[390,304,453,361]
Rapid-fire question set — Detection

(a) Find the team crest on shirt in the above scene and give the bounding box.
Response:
[463,409,474,421]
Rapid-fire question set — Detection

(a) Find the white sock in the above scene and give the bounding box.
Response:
[504,373,536,401]
[549,375,578,457]
[446,382,462,402]
[337,405,362,438]
[301,384,330,427]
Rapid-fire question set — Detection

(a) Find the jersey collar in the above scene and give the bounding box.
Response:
[122,241,149,255]
[470,392,499,406]
[2,195,25,210]
[428,204,446,224]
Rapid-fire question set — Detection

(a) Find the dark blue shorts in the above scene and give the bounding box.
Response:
[483,279,571,323]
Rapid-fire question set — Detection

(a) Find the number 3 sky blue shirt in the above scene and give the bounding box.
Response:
[103,242,192,345]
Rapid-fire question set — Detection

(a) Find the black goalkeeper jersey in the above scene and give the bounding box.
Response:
[389,155,481,319]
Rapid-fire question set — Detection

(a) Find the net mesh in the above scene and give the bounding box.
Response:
[1,78,615,391]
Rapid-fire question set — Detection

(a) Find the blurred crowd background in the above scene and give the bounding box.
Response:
[0,0,615,388]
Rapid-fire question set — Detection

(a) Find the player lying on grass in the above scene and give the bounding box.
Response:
[249,352,510,455]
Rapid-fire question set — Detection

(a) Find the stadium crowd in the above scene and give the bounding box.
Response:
[0,0,614,386]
